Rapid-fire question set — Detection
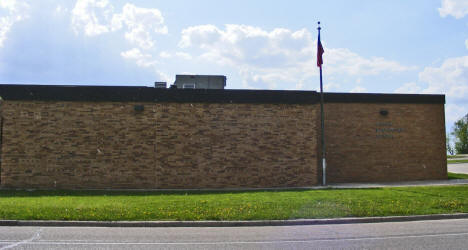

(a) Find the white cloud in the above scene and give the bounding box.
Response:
[71,1,168,75]
[446,103,468,126]
[55,5,68,15]
[157,51,192,60]
[159,51,171,58]
[416,54,468,128]
[0,0,28,12]
[179,24,318,89]
[439,0,468,19]
[156,70,171,83]
[431,1,468,128]
[72,1,167,49]
[175,52,192,60]
[179,24,315,68]
[395,53,468,130]
[350,86,367,93]
[121,48,157,68]
[394,82,423,94]
[0,0,30,47]
[418,55,468,99]
[325,48,417,75]
[179,24,416,90]
[111,3,167,49]
[71,0,113,36]
[120,47,169,83]
[324,82,341,91]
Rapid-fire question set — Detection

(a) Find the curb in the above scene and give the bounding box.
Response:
[1,213,467,227]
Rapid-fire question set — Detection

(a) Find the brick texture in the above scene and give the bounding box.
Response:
[323,103,447,183]
[0,101,318,189]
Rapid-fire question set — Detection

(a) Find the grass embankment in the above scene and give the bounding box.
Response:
[0,185,467,221]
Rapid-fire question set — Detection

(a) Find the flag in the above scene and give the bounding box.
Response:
[317,33,324,68]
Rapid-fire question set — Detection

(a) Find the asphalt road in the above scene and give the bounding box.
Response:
[448,163,468,174]
[1,219,467,249]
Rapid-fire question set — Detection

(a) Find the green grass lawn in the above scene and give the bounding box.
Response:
[448,159,468,164]
[448,172,468,179]
[447,155,461,159]
[0,185,467,221]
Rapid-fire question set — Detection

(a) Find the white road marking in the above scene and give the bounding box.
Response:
[0,228,42,249]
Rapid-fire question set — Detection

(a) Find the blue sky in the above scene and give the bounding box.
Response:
[1,0,468,130]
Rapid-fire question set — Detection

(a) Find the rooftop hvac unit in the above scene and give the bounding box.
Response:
[155,82,167,88]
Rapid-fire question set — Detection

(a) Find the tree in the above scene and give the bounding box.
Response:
[452,114,468,154]
[447,133,454,155]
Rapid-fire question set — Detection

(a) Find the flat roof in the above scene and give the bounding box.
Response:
[175,75,226,78]
[0,84,445,104]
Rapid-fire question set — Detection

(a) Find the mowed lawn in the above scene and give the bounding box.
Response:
[448,159,468,164]
[448,172,468,179]
[0,185,467,221]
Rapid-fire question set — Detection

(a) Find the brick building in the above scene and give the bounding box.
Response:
[0,85,447,189]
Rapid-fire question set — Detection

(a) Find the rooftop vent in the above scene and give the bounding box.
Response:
[155,82,167,88]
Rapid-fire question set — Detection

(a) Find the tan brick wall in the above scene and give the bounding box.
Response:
[0,100,447,188]
[0,101,319,189]
[323,103,447,183]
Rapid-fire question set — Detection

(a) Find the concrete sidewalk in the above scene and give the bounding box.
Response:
[329,178,468,189]
[1,178,467,192]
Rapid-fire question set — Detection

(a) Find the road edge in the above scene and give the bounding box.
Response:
[1,213,467,227]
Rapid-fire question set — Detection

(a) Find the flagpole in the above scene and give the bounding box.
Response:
[318,22,326,186]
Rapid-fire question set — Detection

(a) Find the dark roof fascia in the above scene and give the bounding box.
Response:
[0,85,445,104]
[0,85,319,104]
[324,92,445,104]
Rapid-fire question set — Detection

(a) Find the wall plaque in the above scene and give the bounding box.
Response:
[376,122,403,139]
